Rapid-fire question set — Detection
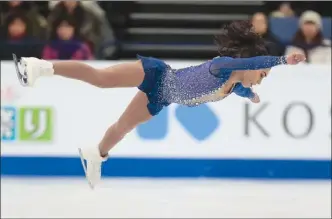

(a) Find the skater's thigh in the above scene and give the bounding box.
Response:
[99,60,145,88]
[117,91,152,132]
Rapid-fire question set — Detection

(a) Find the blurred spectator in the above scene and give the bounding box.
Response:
[270,2,295,18]
[0,1,47,40]
[3,11,34,43]
[48,1,116,58]
[251,12,285,56]
[49,1,106,20]
[285,11,331,64]
[42,15,93,60]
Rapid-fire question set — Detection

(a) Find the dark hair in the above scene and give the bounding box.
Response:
[4,11,29,26]
[50,15,80,40]
[5,1,33,11]
[4,11,30,37]
[215,20,269,58]
[55,1,85,28]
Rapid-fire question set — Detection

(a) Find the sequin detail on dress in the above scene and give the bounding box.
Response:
[137,55,287,115]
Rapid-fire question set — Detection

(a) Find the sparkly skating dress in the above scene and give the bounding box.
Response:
[137,55,287,116]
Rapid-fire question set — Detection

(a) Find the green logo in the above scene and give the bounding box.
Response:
[19,107,53,141]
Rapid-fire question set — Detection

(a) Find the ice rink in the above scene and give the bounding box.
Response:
[2,178,331,218]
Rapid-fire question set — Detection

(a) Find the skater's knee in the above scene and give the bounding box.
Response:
[81,68,107,88]
[92,70,109,88]
[94,69,120,88]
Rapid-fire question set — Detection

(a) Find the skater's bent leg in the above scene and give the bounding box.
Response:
[52,60,145,88]
[98,91,153,156]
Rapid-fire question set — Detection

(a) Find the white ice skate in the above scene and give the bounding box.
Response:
[12,53,54,87]
[78,147,108,189]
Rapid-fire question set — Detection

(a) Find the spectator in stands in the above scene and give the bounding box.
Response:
[270,2,295,18]
[3,12,34,43]
[285,11,331,64]
[0,1,47,40]
[49,1,107,21]
[42,16,93,60]
[251,12,284,56]
[48,1,116,58]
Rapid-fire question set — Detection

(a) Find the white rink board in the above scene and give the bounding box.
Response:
[1,61,331,159]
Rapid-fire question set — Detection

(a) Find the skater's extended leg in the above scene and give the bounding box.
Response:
[98,90,152,156]
[52,60,145,88]
[79,91,153,188]
[19,57,145,88]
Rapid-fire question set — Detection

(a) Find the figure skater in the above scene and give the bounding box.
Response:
[13,20,305,188]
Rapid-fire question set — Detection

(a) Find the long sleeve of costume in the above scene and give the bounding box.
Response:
[139,55,287,111]
[209,56,287,77]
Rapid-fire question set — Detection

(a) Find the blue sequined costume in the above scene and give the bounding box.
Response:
[137,55,287,116]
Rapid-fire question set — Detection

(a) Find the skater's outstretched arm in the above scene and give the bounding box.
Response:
[209,53,305,77]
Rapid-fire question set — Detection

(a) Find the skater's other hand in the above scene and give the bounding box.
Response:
[250,93,260,103]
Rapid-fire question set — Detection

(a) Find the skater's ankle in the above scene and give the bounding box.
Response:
[41,60,55,76]
[100,152,108,158]
[98,147,108,158]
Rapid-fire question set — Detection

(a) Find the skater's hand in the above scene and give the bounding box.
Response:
[286,53,306,65]
[250,93,260,103]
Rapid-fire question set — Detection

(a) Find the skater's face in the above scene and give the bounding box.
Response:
[57,21,74,40]
[241,68,270,88]
[8,18,27,38]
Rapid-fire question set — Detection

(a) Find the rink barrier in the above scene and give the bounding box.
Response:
[1,61,331,179]
[1,156,331,179]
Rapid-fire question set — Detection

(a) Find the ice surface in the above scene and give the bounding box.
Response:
[1,178,331,218]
